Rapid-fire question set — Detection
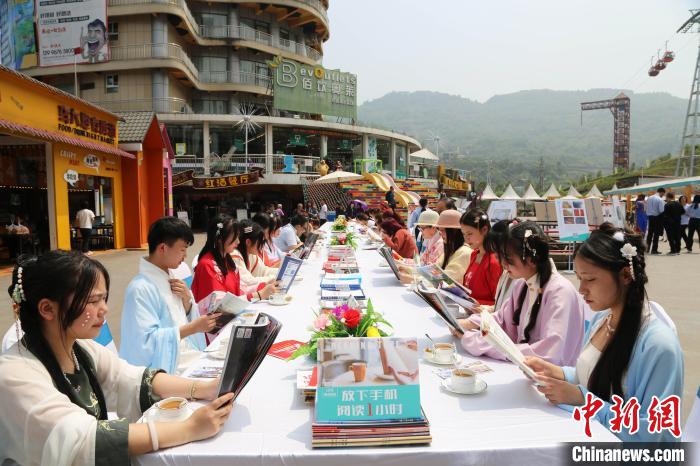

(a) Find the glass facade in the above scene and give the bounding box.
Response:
[272,127,320,156]
[166,125,203,157]
[376,139,391,172]
[395,143,407,179]
[327,134,361,171]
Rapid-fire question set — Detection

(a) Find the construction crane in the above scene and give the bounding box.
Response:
[675,9,700,177]
[580,93,631,172]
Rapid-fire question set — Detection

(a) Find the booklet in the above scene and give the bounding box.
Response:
[197,291,251,332]
[217,313,282,399]
[438,287,478,312]
[378,246,401,281]
[276,254,303,294]
[320,276,362,290]
[268,339,305,360]
[413,282,464,335]
[478,310,539,382]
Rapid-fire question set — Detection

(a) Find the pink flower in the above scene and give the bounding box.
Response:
[313,314,331,331]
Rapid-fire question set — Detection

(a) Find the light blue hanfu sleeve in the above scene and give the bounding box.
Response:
[560,319,684,443]
[119,279,180,374]
[185,292,206,351]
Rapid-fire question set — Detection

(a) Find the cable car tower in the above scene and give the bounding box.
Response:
[581,93,631,172]
[675,9,700,177]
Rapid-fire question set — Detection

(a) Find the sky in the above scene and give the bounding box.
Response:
[323,0,699,104]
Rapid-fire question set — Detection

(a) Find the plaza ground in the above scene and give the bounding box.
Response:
[0,234,698,421]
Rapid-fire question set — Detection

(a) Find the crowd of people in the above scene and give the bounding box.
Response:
[0,192,687,463]
[634,187,700,254]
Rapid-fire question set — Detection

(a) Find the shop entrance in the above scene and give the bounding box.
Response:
[68,174,115,251]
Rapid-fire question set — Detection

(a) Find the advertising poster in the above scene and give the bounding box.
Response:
[36,0,109,67]
[555,198,590,242]
[0,0,36,69]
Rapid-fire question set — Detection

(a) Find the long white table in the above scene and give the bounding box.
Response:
[136,233,617,466]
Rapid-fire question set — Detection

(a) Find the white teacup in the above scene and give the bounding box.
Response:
[270,293,286,304]
[450,368,477,392]
[432,343,456,363]
[152,397,189,422]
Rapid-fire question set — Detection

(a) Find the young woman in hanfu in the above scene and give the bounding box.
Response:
[0,251,234,466]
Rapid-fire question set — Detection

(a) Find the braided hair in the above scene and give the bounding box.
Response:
[575,222,647,401]
[502,222,552,343]
[7,251,109,419]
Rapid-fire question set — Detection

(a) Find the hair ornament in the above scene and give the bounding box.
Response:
[243,226,253,234]
[612,231,625,242]
[620,242,638,281]
[522,229,536,260]
[215,222,224,237]
[11,266,25,304]
[481,214,488,221]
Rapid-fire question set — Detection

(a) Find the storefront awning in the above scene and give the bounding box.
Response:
[0,118,135,159]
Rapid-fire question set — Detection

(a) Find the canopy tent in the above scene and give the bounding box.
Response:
[542,183,561,199]
[604,176,700,196]
[499,184,522,200]
[522,184,543,201]
[313,171,363,184]
[409,148,439,161]
[480,184,500,200]
[566,186,582,198]
[585,184,604,199]
[611,183,619,191]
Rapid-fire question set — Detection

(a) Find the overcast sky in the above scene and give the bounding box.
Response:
[323,0,699,104]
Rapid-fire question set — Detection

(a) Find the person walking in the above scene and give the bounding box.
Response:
[687,194,700,252]
[662,192,684,255]
[75,201,96,256]
[319,199,328,226]
[385,186,397,210]
[634,194,648,235]
[680,195,691,251]
[645,187,666,255]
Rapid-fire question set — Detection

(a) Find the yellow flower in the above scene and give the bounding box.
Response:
[366,326,381,337]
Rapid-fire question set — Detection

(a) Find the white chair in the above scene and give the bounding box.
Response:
[682,386,700,441]
[648,301,677,335]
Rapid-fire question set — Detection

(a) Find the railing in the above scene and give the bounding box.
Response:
[171,154,321,175]
[272,154,320,174]
[199,70,271,87]
[90,97,193,114]
[198,24,322,62]
[108,0,200,35]
[109,43,199,79]
[297,0,328,24]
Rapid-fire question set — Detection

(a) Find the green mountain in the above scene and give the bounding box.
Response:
[358,89,687,190]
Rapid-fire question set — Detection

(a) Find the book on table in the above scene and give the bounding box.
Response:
[196,290,251,332]
[320,275,362,290]
[312,337,431,448]
[377,246,402,281]
[477,310,539,382]
[217,313,282,399]
[413,282,465,335]
[275,254,303,294]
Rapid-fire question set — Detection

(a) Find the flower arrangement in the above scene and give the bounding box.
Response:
[331,215,348,232]
[288,299,392,360]
[330,231,357,249]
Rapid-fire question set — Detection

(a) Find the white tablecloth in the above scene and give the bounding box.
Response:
[135,234,617,466]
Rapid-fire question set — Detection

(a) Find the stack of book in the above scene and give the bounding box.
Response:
[311,412,432,448]
[296,367,318,403]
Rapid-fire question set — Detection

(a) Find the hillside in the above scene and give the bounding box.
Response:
[358,89,687,188]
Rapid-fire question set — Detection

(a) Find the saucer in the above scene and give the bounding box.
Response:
[140,404,194,423]
[268,295,292,306]
[441,378,487,395]
[423,350,462,365]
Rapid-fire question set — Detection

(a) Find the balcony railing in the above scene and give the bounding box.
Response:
[171,154,321,175]
[109,43,199,78]
[272,154,319,174]
[108,0,200,35]
[199,70,271,87]
[297,0,328,24]
[91,97,193,114]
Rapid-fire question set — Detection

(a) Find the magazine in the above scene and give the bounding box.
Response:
[276,254,303,294]
[416,264,472,293]
[378,246,401,281]
[438,287,479,312]
[478,310,539,382]
[217,313,282,399]
[197,291,251,332]
[413,282,464,335]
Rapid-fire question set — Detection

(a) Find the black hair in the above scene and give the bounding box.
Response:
[693,194,700,210]
[87,18,106,33]
[460,208,491,237]
[502,222,552,343]
[442,227,465,269]
[666,192,675,200]
[8,251,109,419]
[484,219,515,256]
[657,187,666,194]
[197,214,238,276]
[575,222,647,401]
[81,201,90,209]
[357,213,369,222]
[252,212,271,232]
[147,217,194,254]
[290,215,308,227]
[237,219,265,268]
[419,198,428,208]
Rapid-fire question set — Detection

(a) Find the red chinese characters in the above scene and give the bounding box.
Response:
[609,395,640,435]
[647,395,681,438]
[573,392,603,438]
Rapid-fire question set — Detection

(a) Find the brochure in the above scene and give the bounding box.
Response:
[276,255,303,293]
[413,282,464,335]
[478,310,539,382]
[378,246,401,281]
[268,339,305,359]
[197,290,251,331]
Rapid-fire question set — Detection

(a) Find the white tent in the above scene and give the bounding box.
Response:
[566,185,582,198]
[500,184,522,200]
[409,148,439,161]
[313,171,363,184]
[585,184,604,199]
[611,183,619,191]
[542,183,561,199]
[481,184,500,200]
[522,184,543,201]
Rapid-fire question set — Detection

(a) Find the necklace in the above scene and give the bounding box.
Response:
[604,314,616,336]
[63,349,81,392]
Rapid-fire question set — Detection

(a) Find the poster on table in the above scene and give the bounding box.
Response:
[555,198,590,242]
[487,200,517,222]
[36,0,109,67]
[315,337,421,422]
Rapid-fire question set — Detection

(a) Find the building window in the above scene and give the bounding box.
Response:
[107,21,118,41]
[201,13,227,38]
[240,60,270,87]
[193,98,228,115]
[105,74,119,93]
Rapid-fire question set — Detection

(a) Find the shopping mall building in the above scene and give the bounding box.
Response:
[7,0,447,228]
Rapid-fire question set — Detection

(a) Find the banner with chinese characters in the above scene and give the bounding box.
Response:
[172,169,262,189]
[36,0,109,67]
[315,337,421,422]
[270,57,357,120]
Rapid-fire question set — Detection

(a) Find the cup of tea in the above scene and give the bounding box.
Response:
[153,397,189,422]
[350,362,367,383]
[433,342,456,363]
[450,368,477,392]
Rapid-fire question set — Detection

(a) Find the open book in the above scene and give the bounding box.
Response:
[197,291,250,332]
[413,282,464,335]
[438,287,479,313]
[217,313,282,399]
[276,254,303,294]
[478,310,539,382]
[378,246,401,281]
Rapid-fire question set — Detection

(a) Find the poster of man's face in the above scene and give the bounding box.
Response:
[81,19,108,63]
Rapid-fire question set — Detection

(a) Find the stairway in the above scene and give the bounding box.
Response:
[303,176,351,211]
[339,178,438,222]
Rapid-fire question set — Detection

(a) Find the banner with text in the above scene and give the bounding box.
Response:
[0,0,36,70]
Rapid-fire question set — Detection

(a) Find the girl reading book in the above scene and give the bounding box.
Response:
[231,220,279,287]
[459,209,502,306]
[458,222,585,366]
[524,223,683,442]
[0,251,234,465]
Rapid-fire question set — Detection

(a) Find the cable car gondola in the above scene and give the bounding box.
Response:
[663,42,675,63]
[648,57,660,77]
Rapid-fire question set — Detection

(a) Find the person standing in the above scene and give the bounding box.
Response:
[634,194,647,235]
[645,187,666,255]
[408,198,429,239]
[679,195,690,251]
[385,186,397,210]
[319,199,328,226]
[662,192,684,255]
[75,201,96,256]
[687,194,700,252]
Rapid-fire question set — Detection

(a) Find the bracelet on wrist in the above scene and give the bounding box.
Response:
[189,380,197,400]
[147,420,159,451]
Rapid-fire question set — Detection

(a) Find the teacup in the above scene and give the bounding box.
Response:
[153,397,189,422]
[270,293,287,304]
[450,368,477,392]
[350,362,367,382]
[432,342,456,363]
